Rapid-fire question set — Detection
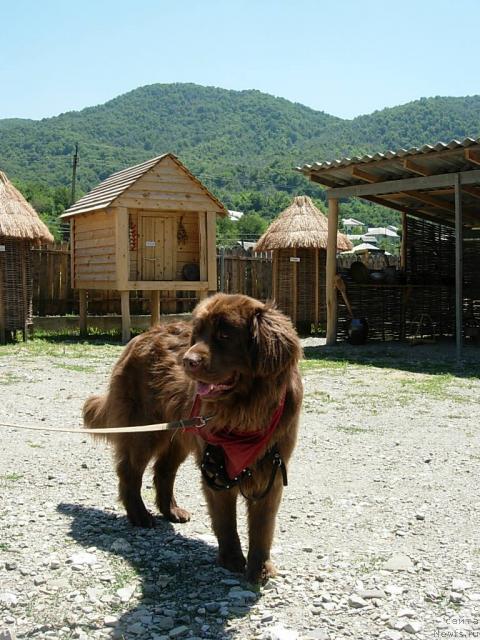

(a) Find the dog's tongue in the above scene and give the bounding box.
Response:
[197,377,235,397]
[197,382,216,397]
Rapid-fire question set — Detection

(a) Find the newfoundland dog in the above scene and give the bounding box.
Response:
[83,293,303,583]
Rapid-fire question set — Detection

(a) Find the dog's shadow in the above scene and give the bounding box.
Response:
[57,503,258,638]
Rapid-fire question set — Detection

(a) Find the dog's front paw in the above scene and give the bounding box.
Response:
[127,508,156,528]
[246,559,277,585]
[218,549,246,574]
[165,506,191,523]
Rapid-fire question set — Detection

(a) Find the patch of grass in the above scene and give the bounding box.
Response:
[0,542,10,551]
[0,338,122,362]
[0,372,22,385]
[357,554,387,574]
[1,472,24,483]
[27,440,44,449]
[55,363,96,373]
[301,359,349,372]
[399,374,454,397]
[111,558,140,591]
[320,496,334,507]
[305,390,334,402]
[336,425,370,435]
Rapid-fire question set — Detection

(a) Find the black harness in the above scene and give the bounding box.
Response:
[201,443,288,501]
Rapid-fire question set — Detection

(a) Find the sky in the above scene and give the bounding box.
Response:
[1,0,479,121]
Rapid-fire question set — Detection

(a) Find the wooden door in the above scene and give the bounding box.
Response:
[140,215,176,281]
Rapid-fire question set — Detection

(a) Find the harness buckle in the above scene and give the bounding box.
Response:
[183,414,214,429]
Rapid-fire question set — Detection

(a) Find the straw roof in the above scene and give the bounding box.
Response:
[0,171,53,243]
[254,195,352,251]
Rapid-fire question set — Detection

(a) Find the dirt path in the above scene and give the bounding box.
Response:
[1,338,479,640]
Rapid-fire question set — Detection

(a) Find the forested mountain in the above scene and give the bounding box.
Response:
[1,83,479,238]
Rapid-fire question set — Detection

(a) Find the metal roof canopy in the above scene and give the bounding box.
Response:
[298,137,480,359]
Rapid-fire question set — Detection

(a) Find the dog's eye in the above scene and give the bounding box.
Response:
[217,331,230,341]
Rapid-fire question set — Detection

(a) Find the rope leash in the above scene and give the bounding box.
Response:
[0,415,214,435]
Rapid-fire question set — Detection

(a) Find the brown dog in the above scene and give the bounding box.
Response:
[83,293,303,583]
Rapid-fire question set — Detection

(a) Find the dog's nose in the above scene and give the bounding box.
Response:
[183,353,203,371]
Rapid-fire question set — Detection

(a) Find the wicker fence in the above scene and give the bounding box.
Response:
[31,244,273,316]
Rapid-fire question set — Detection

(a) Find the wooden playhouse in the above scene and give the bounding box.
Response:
[0,171,53,344]
[61,154,227,341]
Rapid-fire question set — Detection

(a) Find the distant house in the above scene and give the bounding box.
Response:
[342,217,365,233]
[228,210,244,221]
[348,233,378,245]
[366,226,400,242]
[235,240,256,251]
[353,242,385,254]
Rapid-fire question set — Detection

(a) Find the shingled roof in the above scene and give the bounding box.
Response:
[61,153,227,218]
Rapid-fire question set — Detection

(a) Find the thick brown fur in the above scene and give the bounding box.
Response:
[83,293,303,583]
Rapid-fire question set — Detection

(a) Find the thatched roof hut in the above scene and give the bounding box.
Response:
[0,171,53,343]
[254,196,352,332]
[0,172,53,244]
[255,195,351,251]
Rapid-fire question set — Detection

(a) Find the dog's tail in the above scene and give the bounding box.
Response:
[83,394,112,441]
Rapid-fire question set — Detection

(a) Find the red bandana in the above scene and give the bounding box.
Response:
[187,395,286,479]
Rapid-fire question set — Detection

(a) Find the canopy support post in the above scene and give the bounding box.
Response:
[454,173,463,362]
[326,198,339,345]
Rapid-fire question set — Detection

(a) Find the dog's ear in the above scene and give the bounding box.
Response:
[250,302,302,377]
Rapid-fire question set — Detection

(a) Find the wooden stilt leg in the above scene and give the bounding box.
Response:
[79,289,88,337]
[121,291,131,344]
[150,290,160,327]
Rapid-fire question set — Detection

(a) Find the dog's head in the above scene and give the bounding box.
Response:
[183,293,301,400]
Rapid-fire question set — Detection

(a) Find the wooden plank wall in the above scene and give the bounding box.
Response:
[74,211,116,286]
[218,247,272,301]
[32,244,273,316]
[32,243,72,316]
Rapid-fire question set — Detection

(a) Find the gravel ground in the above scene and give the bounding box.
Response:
[1,336,480,640]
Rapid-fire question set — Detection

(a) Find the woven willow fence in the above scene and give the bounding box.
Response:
[0,238,33,337]
[337,216,480,341]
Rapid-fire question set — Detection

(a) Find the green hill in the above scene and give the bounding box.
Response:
[1,83,479,238]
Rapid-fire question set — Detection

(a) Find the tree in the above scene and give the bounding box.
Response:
[236,213,268,241]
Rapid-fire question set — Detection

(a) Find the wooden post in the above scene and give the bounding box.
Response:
[401,212,407,270]
[206,213,217,295]
[272,252,278,303]
[0,284,5,345]
[454,173,463,362]
[326,198,339,345]
[199,212,207,282]
[314,248,319,328]
[198,212,208,306]
[292,248,298,326]
[115,207,129,290]
[150,290,160,326]
[219,247,225,292]
[120,291,131,344]
[70,219,75,289]
[79,289,88,337]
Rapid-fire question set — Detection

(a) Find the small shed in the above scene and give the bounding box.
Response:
[254,195,351,332]
[61,154,227,342]
[0,171,54,343]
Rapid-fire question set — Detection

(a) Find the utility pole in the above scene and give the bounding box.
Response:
[71,143,79,205]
